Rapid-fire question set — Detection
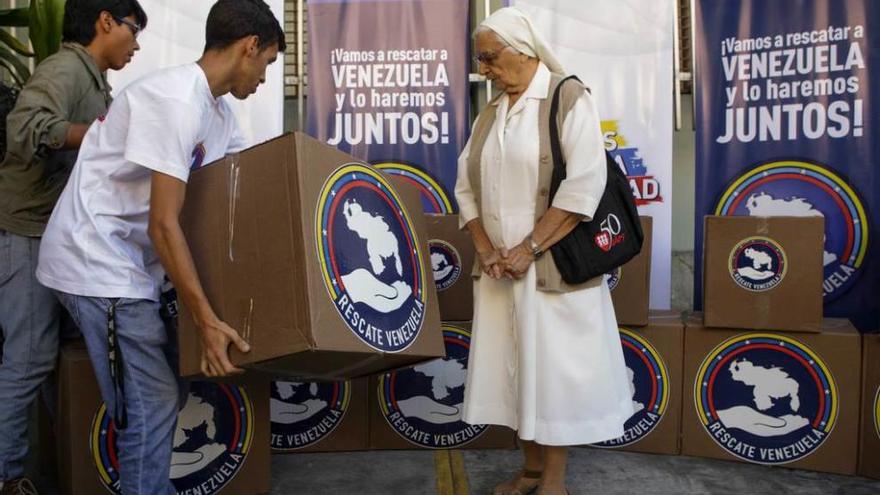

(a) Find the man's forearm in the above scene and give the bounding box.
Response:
[62,123,91,150]
[148,218,216,328]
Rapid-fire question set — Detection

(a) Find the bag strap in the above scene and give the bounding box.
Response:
[548,75,584,202]
[107,300,128,430]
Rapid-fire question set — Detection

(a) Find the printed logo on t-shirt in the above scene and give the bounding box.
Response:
[191,142,207,170]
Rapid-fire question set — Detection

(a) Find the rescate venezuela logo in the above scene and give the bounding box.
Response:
[429,239,462,292]
[373,162,455,214]
[694,333,838,464]
[270,380,351,451]
[594,327,669,447]
[91,382,253,494]
[378,324,488,448]
[728,237,787,292]
[715,160,868,302]
[316,163,428,352]
[603,121,662,206]
[874,386,880,440]
[604,266,622,291]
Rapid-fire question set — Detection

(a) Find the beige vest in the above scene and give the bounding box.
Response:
[467,74,602,293]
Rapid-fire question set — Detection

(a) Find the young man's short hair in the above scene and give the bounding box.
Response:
[63,0,148,46]
[204,0,286,53]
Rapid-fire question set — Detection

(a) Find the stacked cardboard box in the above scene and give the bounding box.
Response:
[681,315,861,475]
[269,378,369,453]
[702,216,824,332]
[56,343,271,495]
[369,321,516,450]
[424,214,475,321]
[858,333,880,479]
[609,216,653,327]
[590,310,683,455]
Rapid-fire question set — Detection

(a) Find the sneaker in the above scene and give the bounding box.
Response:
[0,478,38,495]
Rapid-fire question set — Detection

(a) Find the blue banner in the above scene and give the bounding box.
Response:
[694,0,879,331]
[306,0,470,214]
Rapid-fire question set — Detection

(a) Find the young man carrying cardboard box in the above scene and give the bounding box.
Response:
[35,1,284,493]
[0,1,146,492]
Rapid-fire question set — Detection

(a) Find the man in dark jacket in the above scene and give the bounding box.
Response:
[0,1,146,492]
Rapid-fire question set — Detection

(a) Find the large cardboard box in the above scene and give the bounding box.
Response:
[858,333,880,479]
[270,378,369,453]
[609,216,653,327]
[703,216,824,332]
[179,132,444,379]
[369,321,516,450]
[424,214,475,321]
[681,315,861,475]
[590,310,683,455]
[56,343,271,495]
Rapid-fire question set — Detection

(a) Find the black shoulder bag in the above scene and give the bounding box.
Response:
[546,75,644,284]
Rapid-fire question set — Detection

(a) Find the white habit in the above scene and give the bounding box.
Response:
[455,63,634,446]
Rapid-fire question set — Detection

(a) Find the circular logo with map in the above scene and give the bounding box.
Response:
[728,237,787,292]
[715,160,868,302]
[91,382,253,494]
[316,163,428,353]
[373,162,454,214]
[874,386,880,439]
[694,333,838,465]
[429,240,461,292]
[378,324,488,448]
[605,266,622,291]
[594,328,669,448]
[270,380,351,451]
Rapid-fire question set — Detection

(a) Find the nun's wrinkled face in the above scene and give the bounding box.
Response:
[474,30,531,93]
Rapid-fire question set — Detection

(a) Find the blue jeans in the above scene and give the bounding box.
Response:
[0,230,61,481]
[55,292,179,495]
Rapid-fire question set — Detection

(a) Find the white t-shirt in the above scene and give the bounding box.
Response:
[37,63,248,301]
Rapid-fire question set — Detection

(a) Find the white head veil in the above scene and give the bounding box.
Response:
[477,7,566,76]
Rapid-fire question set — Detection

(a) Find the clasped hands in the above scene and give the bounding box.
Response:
[478,239,535,280]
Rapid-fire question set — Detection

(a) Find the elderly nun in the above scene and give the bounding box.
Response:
[455,8,634,495]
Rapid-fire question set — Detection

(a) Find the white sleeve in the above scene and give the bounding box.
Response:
[551,89,607,220]
[123,95,202,183]
[454,133,480,229]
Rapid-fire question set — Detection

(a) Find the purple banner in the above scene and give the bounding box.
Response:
[307,0,470,214]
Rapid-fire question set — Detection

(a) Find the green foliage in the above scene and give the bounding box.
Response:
[0,0,67,86]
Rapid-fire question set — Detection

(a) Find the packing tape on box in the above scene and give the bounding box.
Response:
[228,154,241,262]
[756,216,769,235]
[755,217,771,321]
[241,297,254,345]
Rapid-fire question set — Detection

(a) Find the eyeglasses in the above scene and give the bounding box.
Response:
[113,16,142,39]
[473,45,511,67]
